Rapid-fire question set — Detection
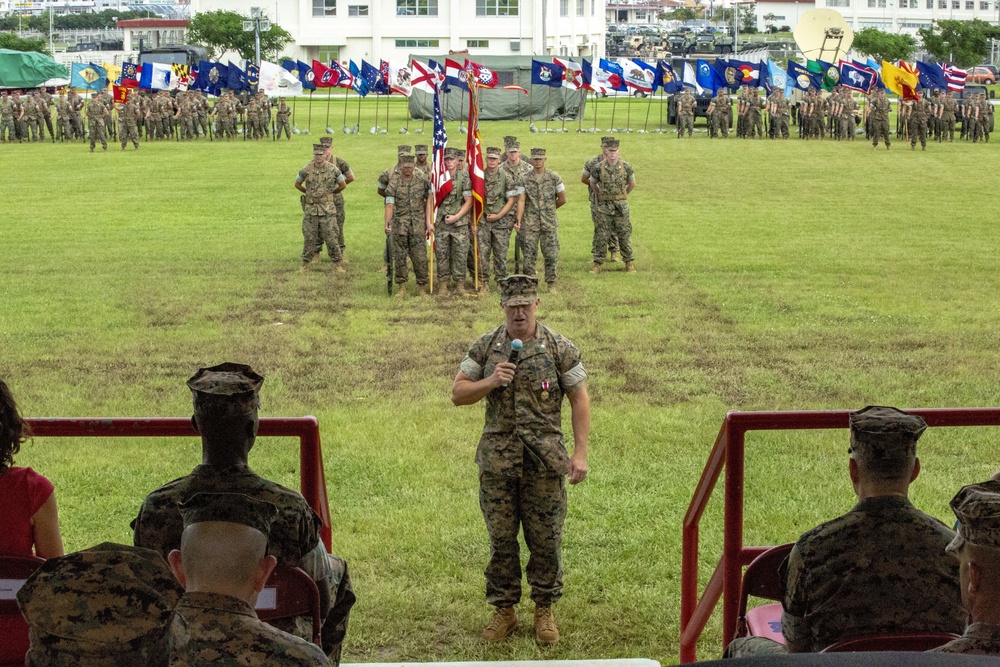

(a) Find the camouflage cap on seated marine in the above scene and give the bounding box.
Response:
[530,147,546,158]
[179,492,278,539]
[947,480,1000,552]
[601,136,619,149]
[414,144,428,155]
[499,274,538,307]
[187,362,264,411]
[848,405,927,460]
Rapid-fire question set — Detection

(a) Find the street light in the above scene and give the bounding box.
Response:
[242,7,271,67]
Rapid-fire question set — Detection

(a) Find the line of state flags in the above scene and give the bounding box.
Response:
[79,55,970,104]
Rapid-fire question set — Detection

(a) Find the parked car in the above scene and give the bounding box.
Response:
[966,66,996,84]
[66,42,100,53]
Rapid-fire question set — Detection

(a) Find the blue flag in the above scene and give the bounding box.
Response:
[786,61,822,91]
[839,61,876,94]
[915,61,948,90]
[696,59,722,92]
[361,60,383,94]
[729,59,762,88]
[766,59,791,96]
[598,58,627,91]
[629,59,658,92]
[194,61,227,96]
[226,63,248,92]
[713,59,739,90]
[247,64,259,88]
[282,59,296,74]
[70,62,106,91]
[298,60,316,91]
[349,61,368,97]
[656,60,682,94]
[531,60,565,88]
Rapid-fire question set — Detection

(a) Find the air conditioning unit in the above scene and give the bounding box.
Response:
[510,39,521,51]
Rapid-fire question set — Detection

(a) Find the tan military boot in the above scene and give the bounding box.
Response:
[438,282,450,297]
[625,261,636,273]
[481,606,517,642]
[533,605,559,645]
[454,283,467,297]
[394,284,407,298]
[416,284,428,296]
[609,250,620,263]
[590,263,601,274]
[332,262,347,274]
[299,261,310,273]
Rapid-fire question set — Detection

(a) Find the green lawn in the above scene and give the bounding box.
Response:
[3,97,998,665]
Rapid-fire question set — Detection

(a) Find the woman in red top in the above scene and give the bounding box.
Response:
[0,379,64,666]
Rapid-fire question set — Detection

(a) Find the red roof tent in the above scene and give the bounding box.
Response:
[116,18,190,28]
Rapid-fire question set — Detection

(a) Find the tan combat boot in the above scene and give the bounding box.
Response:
[299,261,310,273]
[438,282,450,297]
[332,262,347,274]
[481,606,517,642]
[609,250,620,263]
[454,283,467,297]
[533,605,559,645]
[416,284,428,296]
[394,284,407,298]
[625,261,636,273]
[590,262,601,274]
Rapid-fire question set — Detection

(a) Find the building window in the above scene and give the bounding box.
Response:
[396,0,437,15]
[576,0,584,14]
[312,0,335,16]
[591,0,595,13]
[966,0,974,7]
[317,47,340,63]
[939,0,946,6]
[559,0,568,14]
[926,0,933,7]
[395,38,440,46]
[348,4,368,14]
[981,0,989,8]
[827,0,849,7]
[467,39,489,47]
[634,8,647,18]
[476,0,519,14]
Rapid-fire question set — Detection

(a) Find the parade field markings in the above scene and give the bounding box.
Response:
[3,101,999,664]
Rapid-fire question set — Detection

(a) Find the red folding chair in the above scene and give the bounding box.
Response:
[0,556,45,667]
[822,632,961,653]
[255,563,323,647]
[733,543,795,645]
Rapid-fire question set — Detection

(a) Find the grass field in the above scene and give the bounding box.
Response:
[3,96,999,664]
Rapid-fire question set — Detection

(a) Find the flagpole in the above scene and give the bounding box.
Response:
[470,84,479,292]
[642,91,652,132]
[528,84,533,131]
[325,87,332,132]
[459,88,466,132]
[292,95,297,133]
[593,89,599,131]
[626,90,632,132]
[356,90,362,130]
[658,89,664,132]
[385,92,390,132]
[610,92,618,131]
[560,87,567,133]
[307,90,313,131]
[578,88,585,132]
[545,87,551,132]
[342,87,349,130]
[373,91,380,132]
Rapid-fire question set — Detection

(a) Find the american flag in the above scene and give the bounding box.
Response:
[431,87,453,208]
[940,62,966,92]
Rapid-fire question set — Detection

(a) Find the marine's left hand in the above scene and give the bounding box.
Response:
[568,453,588,485]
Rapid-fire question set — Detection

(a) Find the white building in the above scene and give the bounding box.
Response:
[756,0,1000,34]
[189,0,607,65]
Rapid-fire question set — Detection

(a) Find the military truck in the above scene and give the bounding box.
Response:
[693,29,734,55]
[667,30,697,55]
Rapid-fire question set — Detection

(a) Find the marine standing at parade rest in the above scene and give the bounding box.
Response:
[166,492,331,667]
[87,92,110,152]
[276,98,292,139]
[869,88,892,150]
[477,146,518,293]
[677,89,696,139]
[295,144,347,272]
[581,146,620,264]
[904,93,931,151]
[707,88,730,138]
[434,146,473,297]
[384,150,433,297]
[521,148,565,292]
[586,137,636,275]
[767,89,790,139]
[322,136,354,257]
[501,136,534,266]
[0,91,15,143]
[414,144,430,177]
[118,92,141,151]
[451,274,591,646]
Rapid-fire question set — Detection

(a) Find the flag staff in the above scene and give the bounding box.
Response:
[626,90,632,131]
[544,86,551,132]
[307,90,313,132]
[342,86,350,132]
[470,84,480,291]
[355,91,362,130]
[593,89,599,131]
[325,86,333,133]
[577,88,585,132]
[385,91,390,133]
[610,92,618,130]
[528,84,533,130]
[372,91,380,133]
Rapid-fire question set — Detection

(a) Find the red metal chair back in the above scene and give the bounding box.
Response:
[255,563,323,647]
[734,543,793,641]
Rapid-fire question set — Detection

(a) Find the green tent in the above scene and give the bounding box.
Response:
[0,49,69,89]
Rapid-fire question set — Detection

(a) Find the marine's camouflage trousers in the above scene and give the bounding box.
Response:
[434,223,470,285]
[0,117,14,141]
[480,469,567,607]
[837,115,855,140]
[391,228,430,285]
[748,114,763,138]
[314,198,347,254]
[773,115,789,139]
[271,553,356,666]
[521,224,559,284]
[120,122,140,148]
[677,113,694,137]
[589,203,619,255]
[89,122,107,150]
[909,117,928,148]
[302,213,342,263]
[277,117,291,139]
[593,201,633,264]
[710,113,729,138]
[56,117,71,141]
[724,636,788,659]
[871,117,890,147]
[477,221,513,284]
[942,117,955,141]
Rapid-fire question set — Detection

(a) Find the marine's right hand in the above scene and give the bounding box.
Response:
[491,361,516,388]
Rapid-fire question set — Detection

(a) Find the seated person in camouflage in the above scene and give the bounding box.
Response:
[931,480,1000,656]
[167,492,330,666]
[726,406,965,657]
[132,363,355,665]
[17,542,183,667]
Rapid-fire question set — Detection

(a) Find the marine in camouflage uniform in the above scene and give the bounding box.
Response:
[586,137,636,274]
[941,91,957,142]
[501,137,538,268]
[414,144,431,178]
[453,274,590,645]
[434,146,473,296]
[37,90,54,140]
[68,88,84,139]
[119,94,141,150]
[768,89,790,139]
[708,89,730,138]
[930,480,1000,656]
[677,89,696,138]
[296,144,347,270]
[277,98,292,139]
[906,94,931,150]
[869,88,892,149]
[17,542,183,667]
[87,93,110,151]
[131,363,355,665]
[55,94,72,142]
[0,91,15,143]
[20,93,38,142]
[166,493,330,667]
[384,151,432,296]
[477,146,518,291]
[521,148,565,289]
[727,406,965,658]
[318,137,354,255]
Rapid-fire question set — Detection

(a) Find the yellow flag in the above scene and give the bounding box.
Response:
[104,62,121,91]
[881,60,918,97]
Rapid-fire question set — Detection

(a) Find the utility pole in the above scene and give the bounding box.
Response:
[243,7,271,67]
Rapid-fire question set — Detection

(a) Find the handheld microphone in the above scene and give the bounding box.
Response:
[502,339,523,387]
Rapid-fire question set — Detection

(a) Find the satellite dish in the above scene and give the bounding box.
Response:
[794,9,854,64]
